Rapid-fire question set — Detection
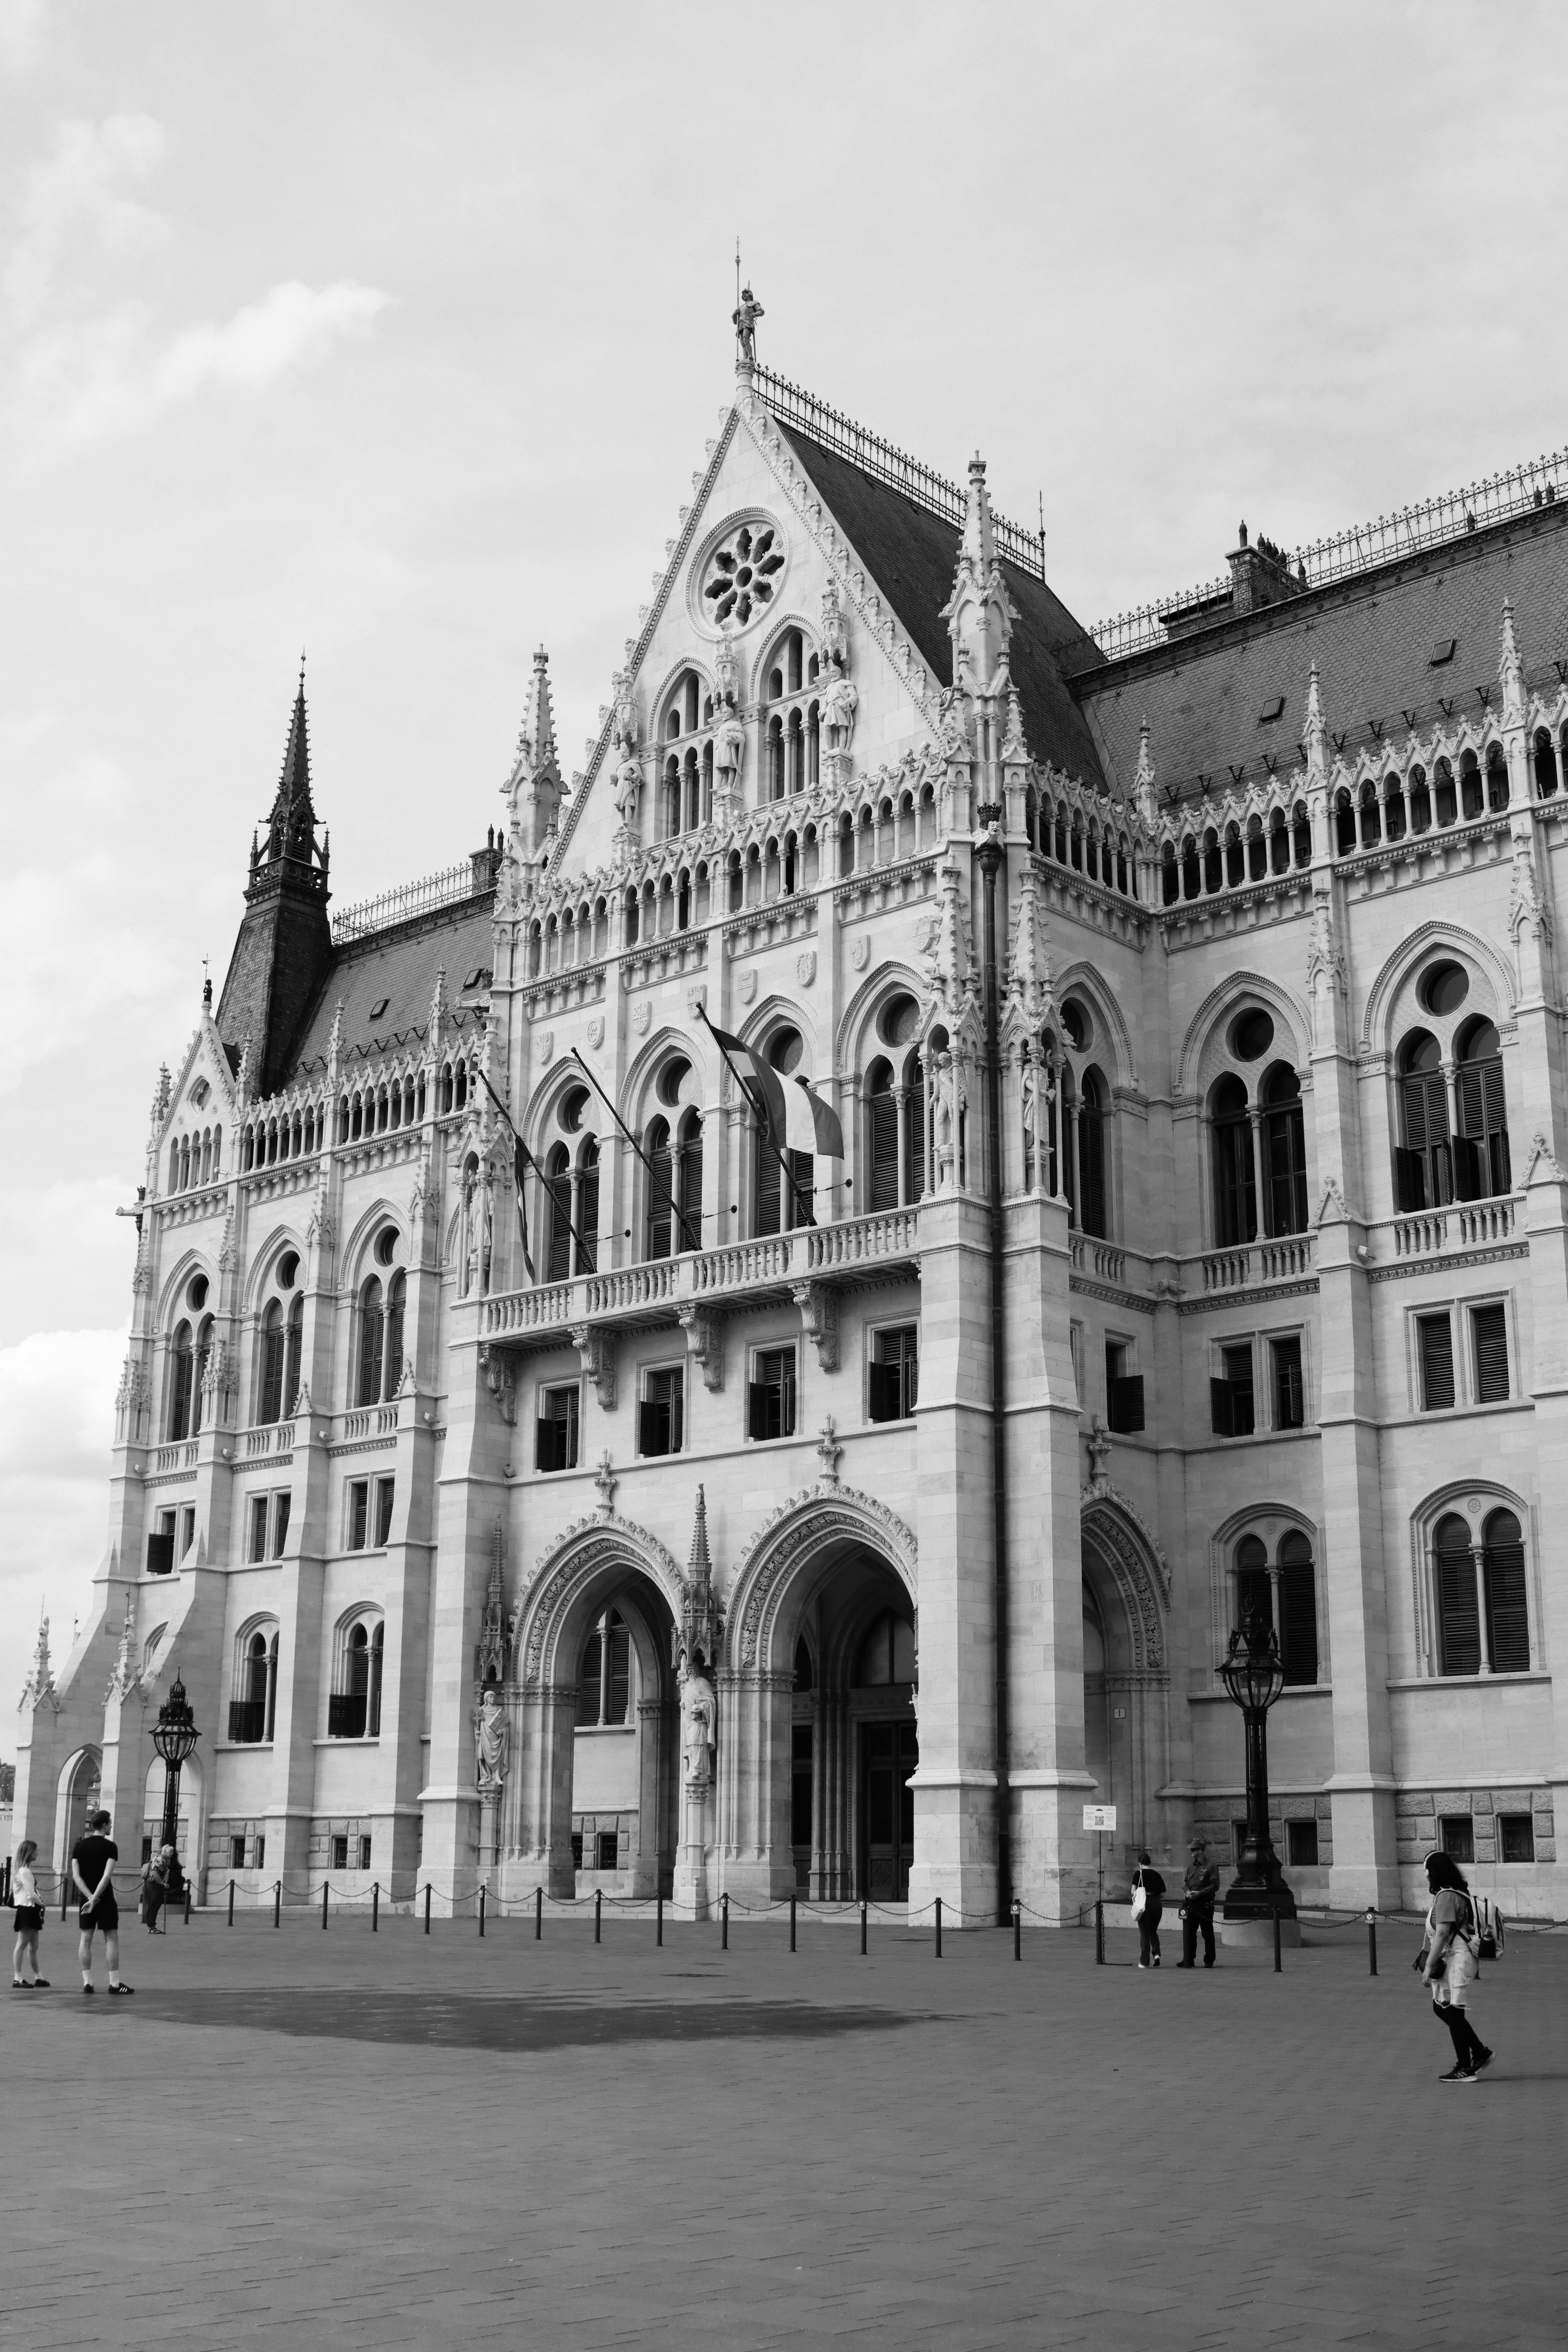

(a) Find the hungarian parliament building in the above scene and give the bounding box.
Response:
[14,332,1565,1923]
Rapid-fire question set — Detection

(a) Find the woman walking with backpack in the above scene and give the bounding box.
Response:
[1416,1849,1493,2081]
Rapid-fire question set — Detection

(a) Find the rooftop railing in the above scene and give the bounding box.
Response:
[753,365,1047,579]
[331,861,488,945]
[1062,445,1568,674]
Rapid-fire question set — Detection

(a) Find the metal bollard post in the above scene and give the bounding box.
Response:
[534,1886,542,1941]
[322,1880,329,1931]
[1273,1910,1282,1973]
[1095,1897,1104,1964]
[372,1882,379,1933]
[424,1882,432,1935]
[228,1878,235,1927]
[935,1895,942,1959]
[656,1892,663,1947]
[1367,1906,1378,1977]
[479,1884,486,1938]
[273,1879,281,1929]
[789,1891,796,1953]
[1013,1898,1022,1961]
[185,1883,192,1926]
[594,1888,602,1945]
[61,1882,68,1924]
[721,1892,729,1951]
[859,1900,867,1957]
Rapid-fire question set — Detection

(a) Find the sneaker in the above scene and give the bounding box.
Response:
[1471,2046,1494,2075]
[81,1983,95,1996]
[31,1979,50,1988]
[1152,1957,1161,1967]
[1137,1961,1148,1969]
[107,1984,135,1997]
[1438,2064,1475,2082]
[1175,1960,1194,1969]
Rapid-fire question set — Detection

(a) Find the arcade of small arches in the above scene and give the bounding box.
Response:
[234,1052,478,1172]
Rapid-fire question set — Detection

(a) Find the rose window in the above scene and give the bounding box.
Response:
[701,521,784,628]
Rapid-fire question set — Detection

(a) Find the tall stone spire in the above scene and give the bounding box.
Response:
[503,646,564,856]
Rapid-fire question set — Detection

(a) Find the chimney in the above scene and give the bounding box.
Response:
[1226,521,1304,617]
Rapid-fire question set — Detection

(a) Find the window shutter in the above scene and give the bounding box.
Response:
[748,1381,768,1442]
[1393,1147,1424,1214]
[577,1161,599,1273]
[1438,1541,1480,1674]
[1108,1374,1145,1434]
[868,1361,891,1423]
[536,1417,560,1473]
[756,1136,780,1236]
[780,1354,797,1435]
[1472,1303,1509,1403]
[869,1092,899,1213]
[1419,1315,1455,1411]
[1280,1560,1318,1685]
[638,1401,659,1457]
[670,1386,684,1453]
[1210,1377,1235,1437]
[146,1531,174,1575]
[1484,1540,1529,1673]
[1451,1133,1483,1201]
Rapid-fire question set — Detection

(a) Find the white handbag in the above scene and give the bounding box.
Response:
[1130,1880,1147,1920]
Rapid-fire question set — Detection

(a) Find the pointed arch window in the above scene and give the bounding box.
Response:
[357,1277,384,1407]
[1453,1020,1510,1200]
[1077,1070,1108,1238]
[259,1301,286,1425]
[1435,1509,1529,1676]
[168,1321,194,1440]
[545,1143,573,1282]
[284,1295,303,1417]
[866,1059,898,1213]
[1261,1066,1308,1236]
[1211,1075,1256,1247]
[578,1609,631,1726]
[1395,1032,1451,1212]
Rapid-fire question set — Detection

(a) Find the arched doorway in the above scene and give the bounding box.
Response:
[1080,1504,1172,1866]
[509,1533,683,1904]
[57,1746,102,1876]
[727,1492,920,1905]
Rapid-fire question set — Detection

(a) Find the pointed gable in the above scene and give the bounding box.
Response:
[775,420,1107,784]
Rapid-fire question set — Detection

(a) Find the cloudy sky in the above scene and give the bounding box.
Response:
[3,0,1565,1725]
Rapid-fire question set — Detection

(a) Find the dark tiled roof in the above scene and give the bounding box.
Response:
[1077,504,1568,802]
[776,423,1107,786]
[283,895,497,1082]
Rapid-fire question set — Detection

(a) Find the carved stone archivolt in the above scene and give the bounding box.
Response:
[1081,1490,1170,1674]
[516,1513,686,1685]
[725,1485,917,1672]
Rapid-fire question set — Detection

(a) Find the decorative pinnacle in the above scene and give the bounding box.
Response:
[688,1483,712,1577]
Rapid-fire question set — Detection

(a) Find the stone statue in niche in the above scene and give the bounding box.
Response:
[1021,1048,1040,1187]
[820,663,859,757]
[679,1658,717,1788]
[933,1050,964,1191]
[463,1167,480,1297]
[474,1687,508,1789]
[613,745,643,835]
[821,579,849,672]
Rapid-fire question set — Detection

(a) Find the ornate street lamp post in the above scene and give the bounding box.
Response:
[1218,1604,1297,1936]
[152,1675,200,1859]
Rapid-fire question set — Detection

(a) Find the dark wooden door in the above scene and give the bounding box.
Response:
[860,1721,918,1899]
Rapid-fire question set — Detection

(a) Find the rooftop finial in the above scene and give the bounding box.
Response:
[201,955,212,1009]
[733,273,763,372]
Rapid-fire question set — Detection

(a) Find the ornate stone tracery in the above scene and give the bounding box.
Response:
[725,1485,917,1673]
[1081,1490,1170,1674]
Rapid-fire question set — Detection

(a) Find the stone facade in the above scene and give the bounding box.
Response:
[14,351,1568,1925]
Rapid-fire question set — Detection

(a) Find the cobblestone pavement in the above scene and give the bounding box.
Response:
[3,1905,1563,2350]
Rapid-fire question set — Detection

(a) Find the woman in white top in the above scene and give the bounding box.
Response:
[11,1839,48,1988]
[1415,1848,1491,2081]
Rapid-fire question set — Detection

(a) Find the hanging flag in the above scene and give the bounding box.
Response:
[789,1075,844,1159]
[512,1135,537,1287]
[706,1021,787,1144]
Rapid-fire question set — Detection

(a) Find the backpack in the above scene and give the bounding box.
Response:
[1472,1892,1504,1962]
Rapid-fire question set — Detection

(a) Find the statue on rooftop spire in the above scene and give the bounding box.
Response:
[733,283,764,367]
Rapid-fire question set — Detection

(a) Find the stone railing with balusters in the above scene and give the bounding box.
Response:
[481,1207,922,1345]
[1388,1197,1518,1263]
[1196,1235,1316,1293]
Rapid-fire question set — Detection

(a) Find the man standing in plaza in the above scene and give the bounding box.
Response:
[1176,1835,1220,1969]
[71,1808,132,1997]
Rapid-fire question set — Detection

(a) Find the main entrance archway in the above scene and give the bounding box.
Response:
[1080,1494,1172,1865]
[508,1519,684,1901]
[724,1486,918,1904]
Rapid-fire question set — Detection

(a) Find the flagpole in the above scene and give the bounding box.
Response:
[476,1069,593,1271]
[695,1005,812,1230]
[569,1051,700,1255]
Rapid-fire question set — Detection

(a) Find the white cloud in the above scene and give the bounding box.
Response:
[4,113,166,324]
[11,277,391,459]
[0,1327,125,1746]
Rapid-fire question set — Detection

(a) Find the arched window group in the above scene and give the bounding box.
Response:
[544,1136,600,1280]
[1233,1527,1318,1685]
[1204,1006,1307,1248]
[763,630,822,802]
[646,1111,702,1258]
[240,1103,323,1171]
[167,1307,214,1440]
[862,999,927,1213]
[753,1027,814,1236]
[357,1246,406,1406]
[1161,802,1311,905]
[1030,791,1138,900]
[169,1125,223,1192]
[333,1071,425,1147]
[329,1615,384,1739]
[436,1056,473,1117]
[658,667,714,840]
[230,1624,278,1743]
[1433,1509,1529,1675]
[1332,744,1511,861]
[1394,962,1511,1213]
[257,1292,304,1424]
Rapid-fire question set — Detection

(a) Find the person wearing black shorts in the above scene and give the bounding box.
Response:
[70,1809,132,1997]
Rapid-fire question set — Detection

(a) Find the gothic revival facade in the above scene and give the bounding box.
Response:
[15,343,1567,1921]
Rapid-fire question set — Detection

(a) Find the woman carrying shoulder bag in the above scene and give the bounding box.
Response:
[1416,1849,1493,2082]
[1131,1850,1165,1970]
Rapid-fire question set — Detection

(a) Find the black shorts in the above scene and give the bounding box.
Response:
[12,1905,44,1933]
[79,1896,119,1933]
